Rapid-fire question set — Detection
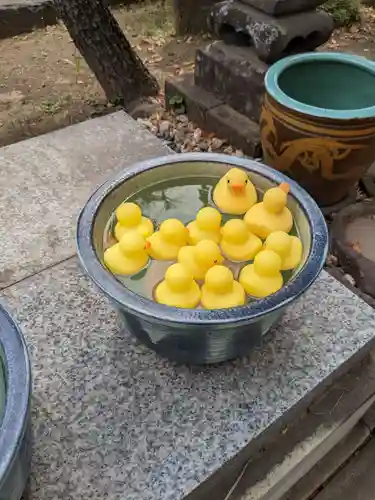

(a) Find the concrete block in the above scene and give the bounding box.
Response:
[210,1,334,63]
[205,104,261,157]
[195,41,267,122]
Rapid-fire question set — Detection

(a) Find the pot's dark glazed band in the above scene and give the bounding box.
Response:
[0,304,31,498]
[76,153,328,326]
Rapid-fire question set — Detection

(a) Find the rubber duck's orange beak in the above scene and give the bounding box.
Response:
[280,182,290,194]
[231,183,245,194]
[145,241,151,250]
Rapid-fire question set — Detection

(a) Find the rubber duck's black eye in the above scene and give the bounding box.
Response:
[227,179,230,184]
[245,180,248,184]
[214,259,218,264]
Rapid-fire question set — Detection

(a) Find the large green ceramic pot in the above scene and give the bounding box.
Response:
[261,52,375,207]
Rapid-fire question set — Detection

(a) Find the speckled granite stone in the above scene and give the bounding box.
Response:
[0,112,169,289]
[2,260,375,500]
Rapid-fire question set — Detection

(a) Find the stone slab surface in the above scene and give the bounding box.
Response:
[241,0,325,16]
[0,111,169,289]
[3,262,375,500]
[210,1,334,63]
[314,437,375,500]
[195,41,267,122]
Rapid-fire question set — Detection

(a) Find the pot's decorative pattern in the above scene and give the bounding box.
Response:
[260,94,375,206]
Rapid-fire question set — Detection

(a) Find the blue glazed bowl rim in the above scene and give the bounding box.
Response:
[76,153,328,325]
[265,52,375,120]
[0,304,31,486]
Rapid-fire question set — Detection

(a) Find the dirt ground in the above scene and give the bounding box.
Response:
[0,1,374,148]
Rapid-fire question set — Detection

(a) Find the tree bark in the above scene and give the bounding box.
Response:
[54,0,159,107]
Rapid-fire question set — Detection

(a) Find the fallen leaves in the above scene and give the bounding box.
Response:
[348,239,362,253]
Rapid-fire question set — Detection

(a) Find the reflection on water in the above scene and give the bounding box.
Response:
[103,176,296,302]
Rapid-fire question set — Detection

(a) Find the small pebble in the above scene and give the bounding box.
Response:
[326,254,338,267]
[158,120,171,137]
[193,128,202,141]
[177,114,189,123]
[137,118,153,130]
[343,273,356,287]
[211,137,225,150]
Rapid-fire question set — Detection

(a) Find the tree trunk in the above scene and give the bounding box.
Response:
[54,0,159,107]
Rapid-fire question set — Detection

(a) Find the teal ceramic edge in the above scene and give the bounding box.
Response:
[265,52,375,120]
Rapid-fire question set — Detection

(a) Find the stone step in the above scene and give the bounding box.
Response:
[209,0,334,63]
[313,436,375,500]
[195,41,267,123]
[165,73,261,157]
[279,422,370,500]
[224,351,375,500]
[240,0,326,16]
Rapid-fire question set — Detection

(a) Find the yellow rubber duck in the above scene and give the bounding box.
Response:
[244,182,293,239]
[114,202,154,241]
[154,263,201,308]
[220,218,262,262]
[201,265,246,309]
[264,231,303,271]
[239,249,283,298]
[178,240,224,280]
[147,219,188,261]
[187,207,222,245]
[104,231,149,276]
[213,167,257,215]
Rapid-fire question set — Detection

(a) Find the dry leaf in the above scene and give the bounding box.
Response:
[348,240,361,253]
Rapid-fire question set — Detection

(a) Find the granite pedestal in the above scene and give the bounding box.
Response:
[1,113,375,500]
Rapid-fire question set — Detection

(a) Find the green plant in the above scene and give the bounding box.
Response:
[321,0,361,26]
[168,94,186,114]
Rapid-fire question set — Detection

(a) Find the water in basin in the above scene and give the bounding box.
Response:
[104,176,296,302]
